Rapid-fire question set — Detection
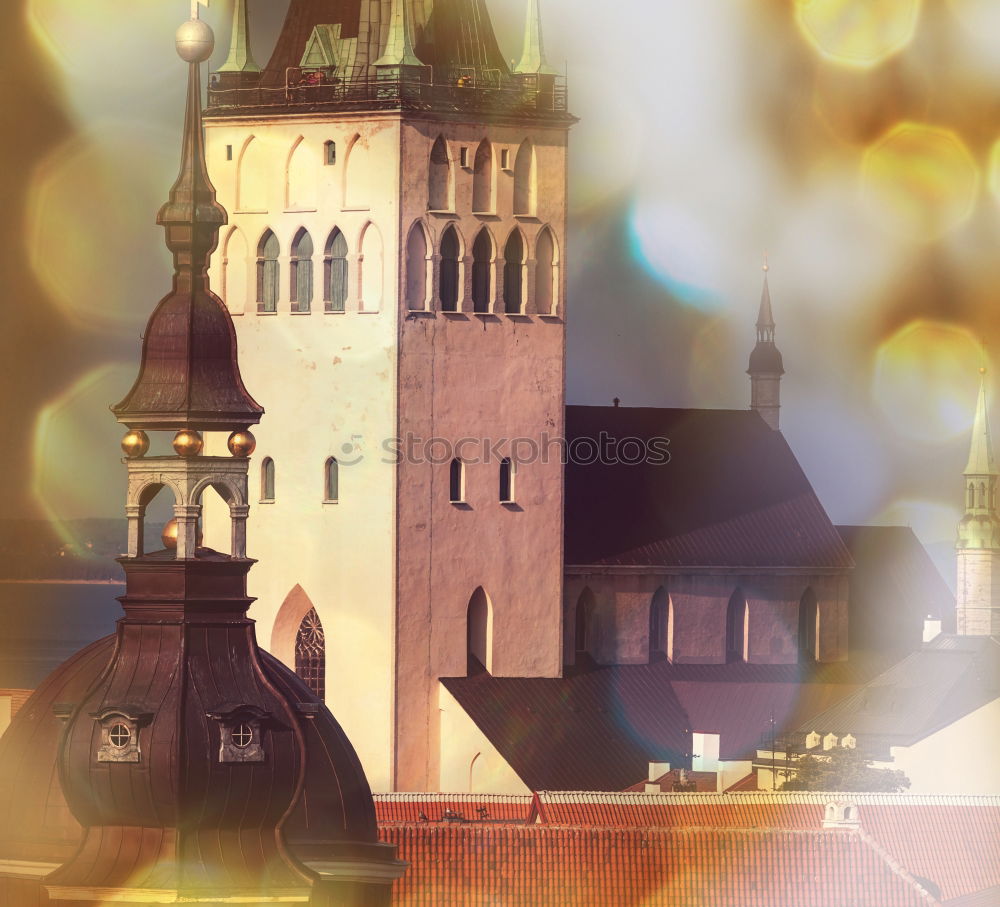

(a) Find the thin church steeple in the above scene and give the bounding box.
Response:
[217,0,260,74]
[965,368,997,476]
[374,0,424,68]
[747,259,784,431]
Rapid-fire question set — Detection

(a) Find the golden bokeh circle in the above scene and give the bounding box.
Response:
[794,0,922,69]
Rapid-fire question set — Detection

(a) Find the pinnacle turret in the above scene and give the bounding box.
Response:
[374,0,424,68]
[515,0,558,75]
[216,0,260,74]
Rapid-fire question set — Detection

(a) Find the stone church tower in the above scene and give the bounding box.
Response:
[748,263,784,431]
[957,369,1000,636]
[203,0,573,790]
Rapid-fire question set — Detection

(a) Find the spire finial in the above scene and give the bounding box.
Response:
[515,0,558,75]
[763,250,769,272]
[756,257,775,341]
[965,365,997,476]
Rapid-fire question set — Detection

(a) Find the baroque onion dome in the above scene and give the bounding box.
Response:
[0,11,403,907]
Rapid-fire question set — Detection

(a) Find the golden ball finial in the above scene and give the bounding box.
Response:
[121,430,150,459]
[228,430,257,458]
[176,18,215,63]
[161,518,203,552]
[173,429,204,458]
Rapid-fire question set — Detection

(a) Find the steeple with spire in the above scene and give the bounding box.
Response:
[747,258,785,431]
[37,9,404,904]
[956,367,1000,636]
[515,0,558,75]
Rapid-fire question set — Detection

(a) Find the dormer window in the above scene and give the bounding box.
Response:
[92,707,151,763]
[207,705,269,763]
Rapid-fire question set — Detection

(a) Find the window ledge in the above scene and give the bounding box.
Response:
[235,209,268,215]
[514,214,540,222]
[538,313,563,321]
[256,310,279,316]
[450,501,472,509]
[341,206,371,213]
[259,499,275,505]
[285,208,318,214]
[290,309,313,315]
[324,308,347,315]
[473,211,499,219]
[427,209,457,216]
[323,500,339,505]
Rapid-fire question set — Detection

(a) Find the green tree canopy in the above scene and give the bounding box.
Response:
[778,746,911,793]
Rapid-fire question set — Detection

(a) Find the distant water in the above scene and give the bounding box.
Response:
[0,581,124,689]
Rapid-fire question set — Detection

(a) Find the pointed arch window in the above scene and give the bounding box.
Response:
[324,140,336,165]
[726,589,747,663]
[324,228,348,312]
[503,231,524,314]
[535,227,556,316]
[440,226,461,312]
[325,457,339,503]
[449,459,465,504]
[969,483,976,508]
[291,229,314,312]
[467,587,493,674]
[261,457,275,502]
[406,223,429,311]
[472,230,492,314]
[257,230,280,313]
[798,588,818,663]
[499,458,515,503]
[472,140,493,214]
[429,136,452,211]
[513,140,536,216]
[295,607,325,699]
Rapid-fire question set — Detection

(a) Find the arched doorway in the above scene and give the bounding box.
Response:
[467,587,493,674]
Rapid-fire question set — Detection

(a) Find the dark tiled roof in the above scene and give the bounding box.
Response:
[382,823,939,906]
[262,0,510,85]
[798,635,1000,747]
[442,658,886,791]
[837,525,956,653]
[564,406,853,569]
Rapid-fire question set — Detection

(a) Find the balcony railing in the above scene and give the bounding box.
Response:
[206,68,570,119]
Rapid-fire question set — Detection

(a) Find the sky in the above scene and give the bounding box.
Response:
[5,0,1000,586]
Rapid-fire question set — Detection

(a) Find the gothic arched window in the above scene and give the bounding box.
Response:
[257,230,280,313]
[295,607,325,699]
[503,230,524,314]
[324,228,349,313]
[325,457,339,502]
[467,587,492,673]
[472,140,493,214]
[429,135,452,211]
[291,228,314,312]
[440,226,461,312]
[472,229,492,313]
[406,223,429,311]
[513,139,535,216]
[726,589,747,663]
[261,457,275,502]
[535,227,556,316]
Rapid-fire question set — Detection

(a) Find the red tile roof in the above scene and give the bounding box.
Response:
[382,823,938,906]
[564,406,853,569]
[375,793,533,825]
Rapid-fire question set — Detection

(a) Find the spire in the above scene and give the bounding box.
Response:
[747,259,784,431]
[965,369,997,476]
[373,0,424,68]
[756,259,775,342]
[112,16,262,432]
[515,0,558,75]
[216,0,260,73]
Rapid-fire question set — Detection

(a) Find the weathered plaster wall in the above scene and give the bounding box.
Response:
[205,114,402,791]
[957,549,1000,636]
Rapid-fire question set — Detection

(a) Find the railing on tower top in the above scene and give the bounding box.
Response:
[206,67,569,117]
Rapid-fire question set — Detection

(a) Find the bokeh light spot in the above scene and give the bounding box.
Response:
[862,122,979,241]
[33,364,134,549]
[794,0,922,68]
[989,138,1000,201]
[27,121,175,332]
[873,320,982,442]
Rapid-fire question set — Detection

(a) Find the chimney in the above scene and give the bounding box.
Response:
[923,616,942,643]
[645,761,670,791]
[692,732,720,773]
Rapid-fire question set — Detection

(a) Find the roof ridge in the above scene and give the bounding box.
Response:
[855,826,942,905]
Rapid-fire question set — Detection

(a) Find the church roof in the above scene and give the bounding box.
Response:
[836,525,956,652]
[796,635,1000,752]
[262,0,509,85]
[442,657,887,792]
[564,406,852,570]
[381,823,939,906]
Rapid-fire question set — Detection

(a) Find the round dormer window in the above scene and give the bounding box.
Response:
[109,724,131,748]
[231,724,254,749]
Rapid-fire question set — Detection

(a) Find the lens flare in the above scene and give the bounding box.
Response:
[26,120,175,332]
[794,0,922,69]
[861,122,979,241]
[32,364,134,549]
[688,317,740,405]
[946,0,1000,78]
[989,138,1000,201]
[873,320,983,442]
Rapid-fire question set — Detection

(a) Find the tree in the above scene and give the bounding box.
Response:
[778,746,910,793]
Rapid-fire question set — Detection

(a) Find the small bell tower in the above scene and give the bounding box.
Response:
[747,258,784,431]
[956,368,1000,636]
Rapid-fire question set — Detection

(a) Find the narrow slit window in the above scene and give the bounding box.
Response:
[472,229,492,313]
[261,457,275,502]
[290,228,314,313]
[325,457,339,502]
[499,458,515,503]
[324,228,349,312]
[450,459,465,504]
[440,227,461,312]
[324,140,336,165]
[226,144,234,161]
[257,230,280,313]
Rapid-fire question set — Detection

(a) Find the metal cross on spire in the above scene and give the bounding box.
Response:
[191,0,208,19]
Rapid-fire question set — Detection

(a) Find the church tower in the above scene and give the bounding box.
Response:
[202,0,574,790]
[956,368,1000,636]
[747,261,784,431]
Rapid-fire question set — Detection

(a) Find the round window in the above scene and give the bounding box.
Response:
[231,723,254,749]
[109,724,131,748]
